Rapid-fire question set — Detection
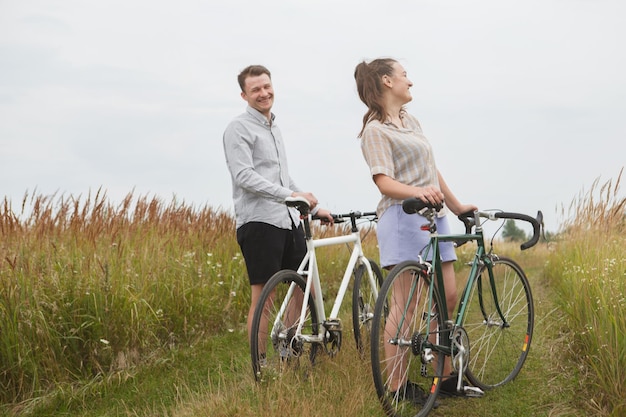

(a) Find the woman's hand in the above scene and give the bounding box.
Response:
[450,203,478,217]
[415,185,444,206]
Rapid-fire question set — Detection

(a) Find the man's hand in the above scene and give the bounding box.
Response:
[291,192,318,210]
[314,208,334,225]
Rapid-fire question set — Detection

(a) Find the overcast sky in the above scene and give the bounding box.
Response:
[1,0,624,236]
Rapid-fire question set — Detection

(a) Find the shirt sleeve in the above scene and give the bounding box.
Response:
[360,124,395,179]
[287,175,302,194]
[223,121,293,202]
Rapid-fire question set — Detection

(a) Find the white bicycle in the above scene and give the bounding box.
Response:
[250,196,384,381]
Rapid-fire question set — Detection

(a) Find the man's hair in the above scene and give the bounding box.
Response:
[237,65,271,92]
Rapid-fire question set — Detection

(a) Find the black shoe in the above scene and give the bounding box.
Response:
[439,374,484,398]
[391,380,440,408]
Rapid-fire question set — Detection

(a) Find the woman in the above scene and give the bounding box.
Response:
[354,58,478,403]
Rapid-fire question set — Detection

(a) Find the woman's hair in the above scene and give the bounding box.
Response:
[354,58,397,137]
[237,65,271,92]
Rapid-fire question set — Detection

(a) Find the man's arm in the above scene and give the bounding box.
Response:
[223,122,292,202]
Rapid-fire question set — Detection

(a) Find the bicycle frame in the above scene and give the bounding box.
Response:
[272,214,378,345]
[416,212,505,356]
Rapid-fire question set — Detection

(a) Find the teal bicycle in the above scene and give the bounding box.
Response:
[371,198,542,417]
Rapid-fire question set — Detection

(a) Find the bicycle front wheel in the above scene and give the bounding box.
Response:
[352,258,384,357]
[250,270,320,382]
[371,261,444,417]
[462,256,534,390]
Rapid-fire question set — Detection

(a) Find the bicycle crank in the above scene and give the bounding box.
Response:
[323,319,343,356]
[450,326,470,374]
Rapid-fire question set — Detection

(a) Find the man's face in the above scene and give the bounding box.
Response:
[241,74,274,118]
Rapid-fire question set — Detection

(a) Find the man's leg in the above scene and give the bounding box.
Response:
[248,283,264,344]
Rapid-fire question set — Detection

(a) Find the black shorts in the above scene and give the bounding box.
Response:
[236,222,306,285]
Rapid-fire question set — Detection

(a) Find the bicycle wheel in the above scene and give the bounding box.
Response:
[462,256,534,390]
[250,270,320,382]
[371,261,445,417]
[352,258,384,357]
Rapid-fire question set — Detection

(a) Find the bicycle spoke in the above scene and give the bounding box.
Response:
[371,261,443,417]
[250,270,319,382]
[464,257,534,389]
[352,259,384,358]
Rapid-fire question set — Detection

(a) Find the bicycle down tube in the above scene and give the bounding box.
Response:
[251,196,382,381]
[293,231,371,343]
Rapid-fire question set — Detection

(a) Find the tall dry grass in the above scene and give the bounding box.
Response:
[0,190,244,405]
[544,169,626,416]
[0,190,381,409]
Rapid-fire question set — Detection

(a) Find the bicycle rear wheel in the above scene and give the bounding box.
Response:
[352,258,384,357]
[250,270,320,382]
[462,256,534,390]
[371,261,444,417]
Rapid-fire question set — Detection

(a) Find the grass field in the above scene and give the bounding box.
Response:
[1,172,624,416]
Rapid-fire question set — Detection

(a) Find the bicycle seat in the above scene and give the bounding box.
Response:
[402,197,443,215]
[285,196,311,215]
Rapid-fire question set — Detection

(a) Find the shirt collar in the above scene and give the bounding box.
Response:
[246,106,275,126]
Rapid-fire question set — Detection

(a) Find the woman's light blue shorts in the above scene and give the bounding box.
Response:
[377,204,457,269]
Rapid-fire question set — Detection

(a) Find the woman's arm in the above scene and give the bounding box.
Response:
[373,174,444,206]
[437,170,477,216]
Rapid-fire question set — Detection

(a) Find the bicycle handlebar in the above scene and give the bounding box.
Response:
[497,211,543,250]
[401,197,543,251]
[328,211,377,223]
[285,196,377,224]
[458,209,543,250]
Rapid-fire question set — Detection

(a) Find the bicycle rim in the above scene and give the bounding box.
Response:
[250,270,319,382]
[371,261,444,417]
[463,257,534,389]
[352,258,384,358]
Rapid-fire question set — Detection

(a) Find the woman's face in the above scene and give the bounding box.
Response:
[387,62,413,104]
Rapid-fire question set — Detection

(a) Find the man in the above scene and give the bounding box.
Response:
[222,65,333,341]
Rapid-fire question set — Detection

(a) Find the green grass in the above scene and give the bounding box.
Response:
[543,171,626,417]
[1,171,624,416]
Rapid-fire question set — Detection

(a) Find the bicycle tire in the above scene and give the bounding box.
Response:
[462,256,534,390]
[352,258,384,358]
[250,270,320,382]
[371,261,445,417]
